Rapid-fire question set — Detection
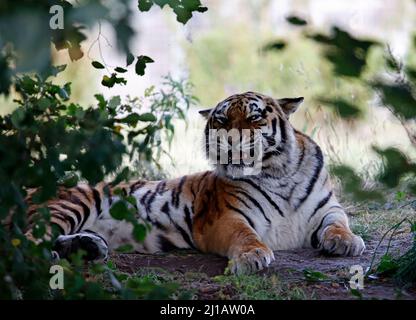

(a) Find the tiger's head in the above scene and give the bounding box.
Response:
[199,91,304,178]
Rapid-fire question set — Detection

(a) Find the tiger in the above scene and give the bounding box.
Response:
[24,91,365,275]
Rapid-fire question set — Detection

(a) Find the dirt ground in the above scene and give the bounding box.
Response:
[111,232,416,300]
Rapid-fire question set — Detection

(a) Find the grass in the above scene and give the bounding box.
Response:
[349,205,415,241]
[213,274,313,300]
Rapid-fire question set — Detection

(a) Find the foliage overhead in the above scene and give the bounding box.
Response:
[0,0,202,299]
[0,0,207,95]
[138,0,208,24]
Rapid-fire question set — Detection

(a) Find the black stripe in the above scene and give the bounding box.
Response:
[75,186,90,202]
[121,188,128,196]
[140,190,152,209]
[172,176,186,208]
[271,118,277,137]
[294,145,324,210]
[197,172,210,191]
[240,190,271,224]
[204,124,210,157]
[311,216,326,249]
[183,205,193,235]
[161,201,171,217]
[155,180,167,194]
[279,116,287,144]
[236,178,284,217]
[51,223,65,236]
[295,141,305,171]
[158,235,179,252]
[262,150,281,161]
[224,190,251,210]
[174,223,195,249]
[103,184,113,206]
[154,220,168,232]
[72,198,90,232]
[57,203,82,225]
[145,188,159,212]
[50,211,75,233]
[228,188,271,225]
[190,185,196,198]
[84,230,109,247]
[161,202,195,249]
[92,188,102,216]
[308,192,333,222]
[225,201,255,229]
[130,180,145,193]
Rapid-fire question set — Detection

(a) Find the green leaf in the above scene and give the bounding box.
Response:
[263,40,287,52]
[350,289,363,299]
[11,108,26,128]
[137,112,157,122]
[92,61,105,69]
[135,55,154,76]
[331,165,384,201]
[58,87,70,100]
[114,67,127,73]
[58,172,79,188]
[395,191,406,202]
[377,254,399,274]
[68,45,84,61]
[101,75,115,88]
[154,0,170,8]
[286,16,307,26]
[47,64,67,78]
[318,98,362,119]
[303,268,328,282]
[126,53,135,66]
[108,96,121,109]
[308,27,378,78]
[115,244,134,253]
[95,94,107,109]
[138,0,153,12]
[173,5,193,24]
[371,81,416,120]
[111,167,131,185]
[373,147,416,188]
[38,97,51,110]
[133,224,147,242]
[110,201,130,220]
[33,221,46,239]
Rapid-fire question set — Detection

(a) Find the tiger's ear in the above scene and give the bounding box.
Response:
[276,97,304,116]
[198,108,213,119]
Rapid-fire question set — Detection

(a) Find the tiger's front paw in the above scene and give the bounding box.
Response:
[320,225,365,256]
[229,247,275,275]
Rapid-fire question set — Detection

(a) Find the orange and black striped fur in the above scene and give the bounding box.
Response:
[24,92,365,274]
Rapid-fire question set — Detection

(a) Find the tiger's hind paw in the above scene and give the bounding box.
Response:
[229,247,275,275]
[53,232,109,262]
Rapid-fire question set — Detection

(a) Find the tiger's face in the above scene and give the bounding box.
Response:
[199,91,304,178]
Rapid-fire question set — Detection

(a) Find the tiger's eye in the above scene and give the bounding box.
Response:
[215,116,227,125]
[247,115,261,122]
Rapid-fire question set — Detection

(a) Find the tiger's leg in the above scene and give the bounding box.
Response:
[53,230,109,261]
[194,214,275,275]
[311,210,365,256]
[25,184,110,261]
